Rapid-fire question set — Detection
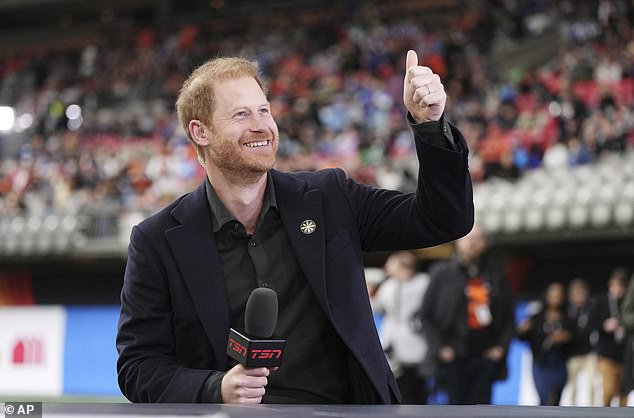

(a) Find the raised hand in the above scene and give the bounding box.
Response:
[403,50,446,123]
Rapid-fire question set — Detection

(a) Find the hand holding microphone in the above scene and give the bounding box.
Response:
[221,363,270,404]
[221,287,285,404]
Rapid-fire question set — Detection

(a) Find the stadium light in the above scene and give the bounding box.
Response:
[65,104,82,120]
[0,106,15,131]
[14,113,33,132]
[68,116,83,131]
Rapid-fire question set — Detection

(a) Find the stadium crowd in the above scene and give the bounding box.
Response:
[0,0,633,406]
[0,0,632,221]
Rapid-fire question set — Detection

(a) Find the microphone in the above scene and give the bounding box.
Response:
[226,287,285,368]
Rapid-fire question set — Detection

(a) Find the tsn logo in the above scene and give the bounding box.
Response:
[250,349,282,359]
[227,338,247,357]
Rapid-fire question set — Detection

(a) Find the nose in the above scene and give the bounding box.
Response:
[248,112,269,132]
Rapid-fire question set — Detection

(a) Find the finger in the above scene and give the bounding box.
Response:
[237,396,263,404]
[406,50,418,70]
[405,50,418,84]
[410,73,439,90]
[238,386,266,399]
[408,67,434,80]
[240,376,268,389]
[412,84,438,103]
[242,367,270,377]
[419,91,445,108]
[405,49,418,70]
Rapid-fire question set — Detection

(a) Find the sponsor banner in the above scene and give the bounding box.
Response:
[0,306,66,396]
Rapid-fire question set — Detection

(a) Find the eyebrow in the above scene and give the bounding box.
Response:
[212,103,272,121]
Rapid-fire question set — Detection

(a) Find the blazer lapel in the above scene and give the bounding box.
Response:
[165,183,229,370]
[271,170,331,319]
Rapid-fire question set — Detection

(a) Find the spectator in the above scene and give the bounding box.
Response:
[518,282,573,406]
[0,1,633,222]
[564,278,598,405]
[373,251,431,404]
[620,274,634,399]
[593,267,630,406]
[364,267,386,304]
[418,224,515,404]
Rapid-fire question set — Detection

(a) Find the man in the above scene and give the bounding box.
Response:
[621,272,634,400]
[373,251,431,404]
[564,278,597,405]
[116,50,474,404]
[593,267,629,406]
[418,224,514,404]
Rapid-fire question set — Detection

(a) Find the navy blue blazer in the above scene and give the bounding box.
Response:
[116,124,474,403]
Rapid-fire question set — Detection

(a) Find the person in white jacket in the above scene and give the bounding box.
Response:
[374,250,431,404]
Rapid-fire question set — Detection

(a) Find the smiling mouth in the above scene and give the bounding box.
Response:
[243,140,271,148]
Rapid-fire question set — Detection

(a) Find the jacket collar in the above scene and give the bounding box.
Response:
[270,170,330,318]
[166,183,230,370]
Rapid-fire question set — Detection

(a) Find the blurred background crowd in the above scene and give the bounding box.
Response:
[0,0,632,220]
[368,226,634,406]
[0,0,633,406]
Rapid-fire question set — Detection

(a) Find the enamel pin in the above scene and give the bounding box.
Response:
[300,219,317,235]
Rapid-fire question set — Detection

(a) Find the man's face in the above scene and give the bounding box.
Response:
[568,285,588,307]
[608,277,626,300]
[204,76,279,180]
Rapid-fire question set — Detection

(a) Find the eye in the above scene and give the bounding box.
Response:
[258,108,271,115]
[234,110,250,118]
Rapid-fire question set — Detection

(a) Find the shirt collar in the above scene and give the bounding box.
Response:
[204,172,277,233]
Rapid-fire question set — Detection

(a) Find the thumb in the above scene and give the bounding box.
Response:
[406,50,418,72]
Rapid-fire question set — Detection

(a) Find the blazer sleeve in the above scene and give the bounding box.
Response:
[337,121,474,252]
[116,225,214,402]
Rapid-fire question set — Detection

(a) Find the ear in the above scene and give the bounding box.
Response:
[188,120,210,146]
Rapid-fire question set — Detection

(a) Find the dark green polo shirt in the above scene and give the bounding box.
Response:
[201,174,352,404]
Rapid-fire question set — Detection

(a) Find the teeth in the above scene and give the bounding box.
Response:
[244,140,269,148]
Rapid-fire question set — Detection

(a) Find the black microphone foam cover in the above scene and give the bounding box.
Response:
[244,287,278,338]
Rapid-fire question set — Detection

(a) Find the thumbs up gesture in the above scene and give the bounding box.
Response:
[403,50,446,123]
